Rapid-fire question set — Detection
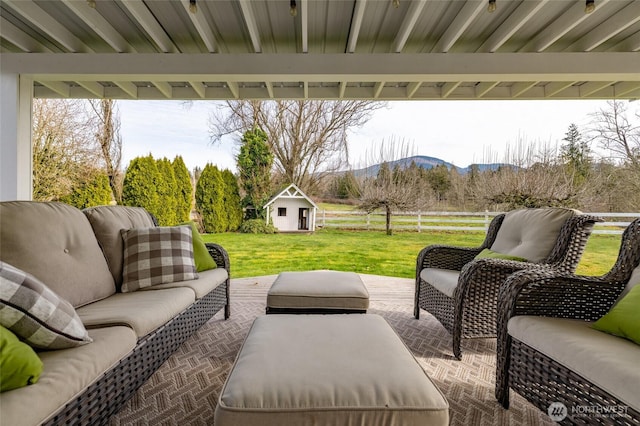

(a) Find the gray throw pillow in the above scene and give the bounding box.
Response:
[0,262,93,349]
[121,225,198,292]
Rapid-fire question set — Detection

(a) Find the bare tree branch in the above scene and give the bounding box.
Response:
[209,100,385,193]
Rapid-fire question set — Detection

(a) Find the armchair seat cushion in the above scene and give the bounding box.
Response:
[491,208,577,263]
[420,268,459,298]
[508,316,640,410]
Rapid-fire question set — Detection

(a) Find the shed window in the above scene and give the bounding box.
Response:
[278,207,287,216]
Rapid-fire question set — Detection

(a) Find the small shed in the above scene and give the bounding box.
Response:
[264,184,318,232]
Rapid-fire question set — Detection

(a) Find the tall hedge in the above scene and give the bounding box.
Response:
[195,164,227,233]
[222,169,243,231]
[155,157,178,226]
[60,172,112,209]
[122,155,161,218]
[172,156,192,223]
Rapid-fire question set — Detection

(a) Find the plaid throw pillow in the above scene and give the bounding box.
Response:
[121,225,198,292]
[0,262,93,349]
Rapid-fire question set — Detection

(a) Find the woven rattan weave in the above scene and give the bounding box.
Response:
[41,244,230,426]
[495,219,640,425]
[414,210,602,359]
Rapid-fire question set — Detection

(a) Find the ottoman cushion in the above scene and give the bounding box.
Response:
[215,314,449,426]
[267,270,369,311]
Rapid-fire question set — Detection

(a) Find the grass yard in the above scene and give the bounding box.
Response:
[203,229,620,279]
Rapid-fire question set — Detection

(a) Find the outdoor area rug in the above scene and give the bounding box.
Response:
[110,276,554,426]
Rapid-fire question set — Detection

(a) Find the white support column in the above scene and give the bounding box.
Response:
[0,72,32,201]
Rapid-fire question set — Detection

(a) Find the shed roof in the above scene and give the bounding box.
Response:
[264,183,318,209]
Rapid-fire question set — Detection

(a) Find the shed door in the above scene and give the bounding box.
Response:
[298,208,308,230]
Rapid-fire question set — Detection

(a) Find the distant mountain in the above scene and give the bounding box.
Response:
[350,155,512,176]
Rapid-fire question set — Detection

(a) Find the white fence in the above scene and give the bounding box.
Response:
[317,210,640,235]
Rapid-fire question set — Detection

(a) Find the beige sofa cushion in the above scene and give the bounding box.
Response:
[491,208,577,263]
[83,205,156,290]
[76,287,194,338]
[420,268,460,298]
[508,316,640,410]
[0,201,115,307]
[142,267,228,299]
[216,314,449,426]
[266,270,369,310]
[0,326,137,426]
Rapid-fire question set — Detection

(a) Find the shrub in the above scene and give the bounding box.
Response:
[239,219,278,234]
[172,156,192,223]
[222,169,243,232]
[122,155,161,217]
[60,172,112,209]
[155,157,178,226]
[195,164,227,233]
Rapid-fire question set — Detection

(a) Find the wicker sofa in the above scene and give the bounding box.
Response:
[495,219,640,424]
[0,201,230,426]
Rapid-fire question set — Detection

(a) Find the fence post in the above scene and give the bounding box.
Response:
[485,209,489,231]
[366,213,370,230]
[322,210,325,227]
[418,211,421,233]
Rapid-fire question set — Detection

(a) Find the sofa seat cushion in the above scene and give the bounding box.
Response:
[0,201,116,308]
[420,268,459,298]
[83,206,156,290]
[0,326,136,426]
[508,316,640,410]
[142,267,228,299]
[76,288,195,339]
[491,208,577,263]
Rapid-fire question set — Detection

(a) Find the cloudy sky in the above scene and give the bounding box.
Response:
[117,98,616,173]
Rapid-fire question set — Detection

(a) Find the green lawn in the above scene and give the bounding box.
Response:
[203,229,620,279]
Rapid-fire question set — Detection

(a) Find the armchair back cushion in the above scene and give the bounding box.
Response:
[618,265,640,301]
[490,208,577,263]
[83,206,156,290]
[0,202,115,308]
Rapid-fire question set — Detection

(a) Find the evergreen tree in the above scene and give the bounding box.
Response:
[172,156,192,222]
[333,171,360,199]
[155,157,178,225]
[122,155,161,218]
[60,172,112,209]
[560,123,591,184]
[237,127,273,219]
[222,169,243,231]
[195,164,227,233]
[425,164,451,202]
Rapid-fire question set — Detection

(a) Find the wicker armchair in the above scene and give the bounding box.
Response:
[495,219,640,424]
[414,208,602,359]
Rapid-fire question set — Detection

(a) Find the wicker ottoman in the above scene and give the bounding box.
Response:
[215,314,449,426]
[266,270,369,314]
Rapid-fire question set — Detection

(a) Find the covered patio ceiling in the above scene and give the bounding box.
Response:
[1,0,640,101]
